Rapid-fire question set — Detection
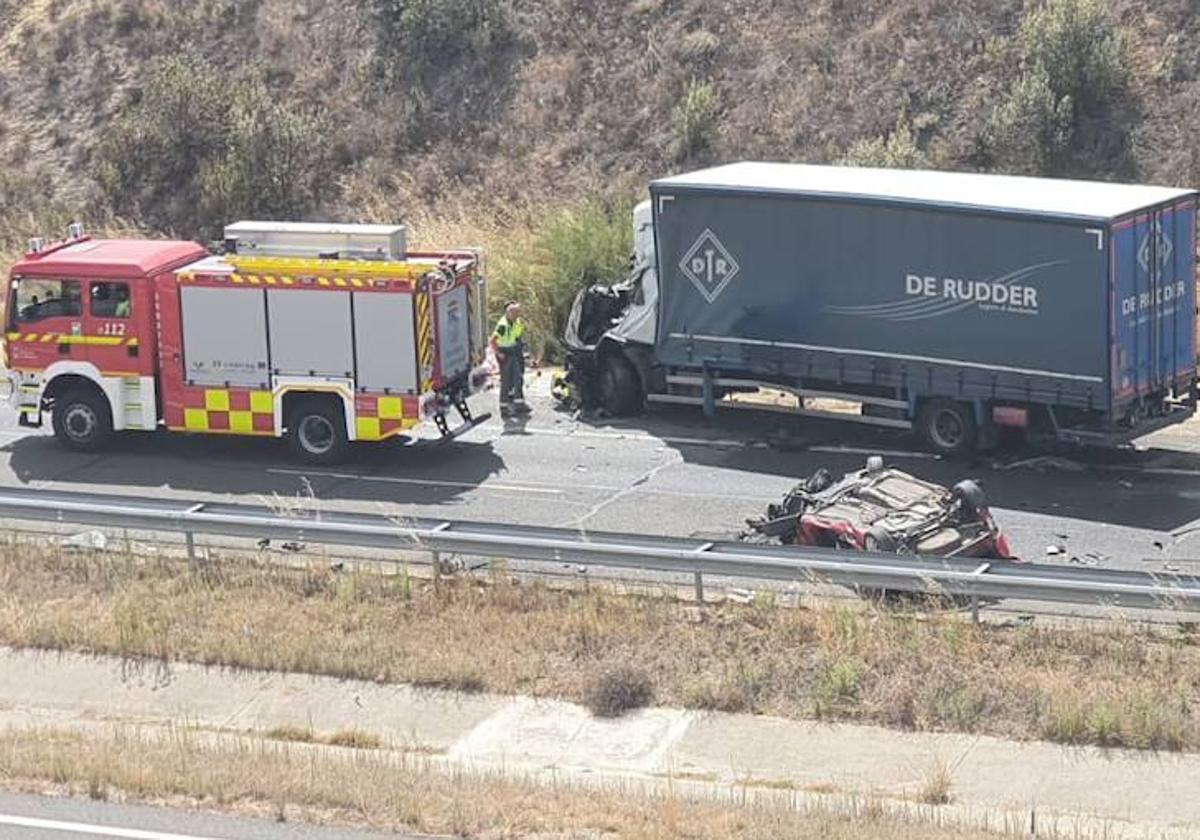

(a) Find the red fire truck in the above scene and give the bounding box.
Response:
[3,222,490,463]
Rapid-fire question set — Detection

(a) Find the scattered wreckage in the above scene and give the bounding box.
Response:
[747,457,1015,561]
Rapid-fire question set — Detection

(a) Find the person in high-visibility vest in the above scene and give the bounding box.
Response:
[491,301,530,418]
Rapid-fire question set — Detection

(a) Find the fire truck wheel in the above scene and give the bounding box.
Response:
[52,388,113,452]
[287,399,348,464]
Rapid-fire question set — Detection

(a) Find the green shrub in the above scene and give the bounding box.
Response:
[985,0,1125,173]
[100,55,326,238]
[813,657,863,717]
[842,119,927,169]
[198,87,326,233]
[673,79,720,160]
[492,200,633,362]
[1016,0,1125,114]
[985,68,1072,174]
[375,0,511,76]
[98,55,228,234]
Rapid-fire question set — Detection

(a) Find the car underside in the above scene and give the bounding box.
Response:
[748,458,1015,561]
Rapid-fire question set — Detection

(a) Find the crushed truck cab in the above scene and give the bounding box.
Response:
[4,223,490,463]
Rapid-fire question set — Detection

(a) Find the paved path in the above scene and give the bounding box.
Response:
[0,791,410,840]
[0,647,1196,839]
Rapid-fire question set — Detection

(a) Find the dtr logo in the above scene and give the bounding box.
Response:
[680,229,740,304]
[1137,219,1174,274]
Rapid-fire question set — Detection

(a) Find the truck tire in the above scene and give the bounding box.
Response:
[287,399,348,465]
[52,388,113,453]
[598,354,642,416]
[917,399,977,456]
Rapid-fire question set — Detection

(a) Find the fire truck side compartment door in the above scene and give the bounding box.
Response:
[267,290,353,378]
[180,287,270,389]
[353,292,417,393]
[436,285,470,382]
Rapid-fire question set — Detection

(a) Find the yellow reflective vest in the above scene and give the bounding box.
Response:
[493,315,525,349]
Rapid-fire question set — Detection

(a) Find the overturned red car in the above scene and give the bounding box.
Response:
[749,458,1015,560]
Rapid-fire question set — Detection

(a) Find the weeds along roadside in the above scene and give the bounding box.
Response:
[0,535,1196,753]
[0,723,1020,840]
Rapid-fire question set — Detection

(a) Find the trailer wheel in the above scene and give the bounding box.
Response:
[598,353,642,416]
[918,399,977,456]
[52,388,113,453]
[287,399,348,465]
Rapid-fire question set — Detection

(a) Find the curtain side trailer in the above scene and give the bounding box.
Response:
[565,163,1198,454]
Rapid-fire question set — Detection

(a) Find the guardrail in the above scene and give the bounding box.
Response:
[0,487,1196,613]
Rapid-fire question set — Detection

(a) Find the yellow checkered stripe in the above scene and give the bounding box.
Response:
[5,332,139,347]
[355,395,419,441]
[181,389,275,435]
[417,291,434,391]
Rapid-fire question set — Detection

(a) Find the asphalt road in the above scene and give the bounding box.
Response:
[0,792,408,840]
[3,372,1200,575]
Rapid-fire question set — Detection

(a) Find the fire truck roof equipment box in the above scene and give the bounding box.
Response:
[223,221,407,261]
[649,162,1198,411]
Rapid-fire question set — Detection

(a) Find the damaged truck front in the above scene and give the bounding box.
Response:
[559,162,1199,456]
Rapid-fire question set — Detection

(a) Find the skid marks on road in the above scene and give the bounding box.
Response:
[557,451,686,530]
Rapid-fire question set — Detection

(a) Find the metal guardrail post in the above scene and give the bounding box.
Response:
[183,503,206,564]
[428,523,451,591]
[693,542,714,604]
[970,562,989,624]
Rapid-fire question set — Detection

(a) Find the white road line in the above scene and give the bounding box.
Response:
[268,467,773,503]
[808,445,939,460]
[0,813,219,840]
[268,468,564,496]
[523,427,749,449]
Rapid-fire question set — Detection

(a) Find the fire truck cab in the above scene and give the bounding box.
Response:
[4,222,490,463]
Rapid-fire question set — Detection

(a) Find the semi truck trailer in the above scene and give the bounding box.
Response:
[561,162,1199,455]
[4,222,490,463]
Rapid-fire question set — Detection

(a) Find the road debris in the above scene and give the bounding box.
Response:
[994,455,1086,473]
[62,530,108,553]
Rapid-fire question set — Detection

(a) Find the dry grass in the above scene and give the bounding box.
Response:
[0,723,1027,840]
[917,757,955,806]
[582,664,656,717]
[264,726,382,750]
[0,539,1198,752]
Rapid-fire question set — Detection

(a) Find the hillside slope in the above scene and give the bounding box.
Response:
[2,1,1198,222]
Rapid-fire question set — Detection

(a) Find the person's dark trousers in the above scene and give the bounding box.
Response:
[499,350,524,409]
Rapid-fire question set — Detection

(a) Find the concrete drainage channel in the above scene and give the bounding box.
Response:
[0,487,1198,614]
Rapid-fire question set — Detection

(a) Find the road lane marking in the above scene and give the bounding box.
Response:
[0,813,221,840]
[268,468,564,495]
[808,445,938,460]
[268,468,773,504]
[522,427,751,449]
